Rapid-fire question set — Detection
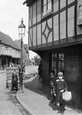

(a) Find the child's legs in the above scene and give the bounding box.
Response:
[52,94,56,101]
[50,88,56,102]
[60,93,65,112]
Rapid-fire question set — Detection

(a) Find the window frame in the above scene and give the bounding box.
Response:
[42,0,52,17]
[51,53,65,75]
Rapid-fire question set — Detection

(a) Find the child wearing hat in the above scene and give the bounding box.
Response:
[50,70,56,104]
[55,71,68,114]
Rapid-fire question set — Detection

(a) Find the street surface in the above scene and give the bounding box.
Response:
[25,65,38,75]
[0,72,31,115]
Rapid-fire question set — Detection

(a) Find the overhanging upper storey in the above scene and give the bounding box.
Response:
[23,0,35,6]
[24,0,82,52]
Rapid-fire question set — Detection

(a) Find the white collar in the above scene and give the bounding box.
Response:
[56,79,64,82]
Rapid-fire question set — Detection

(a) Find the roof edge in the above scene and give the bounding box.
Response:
[23,0,35,6]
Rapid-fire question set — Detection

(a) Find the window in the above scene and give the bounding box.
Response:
[51,54,57,75]
[58,53,64,72]
[42,0,52,16]
[51,53,65,75]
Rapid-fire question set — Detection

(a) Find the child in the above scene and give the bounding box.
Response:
[38,60,43,83]
[55,72,68,114]
[50,70,56,104]
[12,70,18,91]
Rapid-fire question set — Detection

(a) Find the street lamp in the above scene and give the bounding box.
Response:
[18,18,26,92]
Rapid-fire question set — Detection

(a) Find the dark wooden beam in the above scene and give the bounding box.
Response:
[23,0,36,6]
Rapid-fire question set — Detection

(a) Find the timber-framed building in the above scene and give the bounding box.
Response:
[24,0,82,111]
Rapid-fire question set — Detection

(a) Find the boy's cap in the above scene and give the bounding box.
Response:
[51,70,55,73]
[58,72,63,76]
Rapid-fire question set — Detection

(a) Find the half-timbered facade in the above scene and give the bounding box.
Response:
[24,0,82,111]
[0,43,21,68]
[0,32,21,69]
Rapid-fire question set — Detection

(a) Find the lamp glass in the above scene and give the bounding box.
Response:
[19,28,25,37]
[18,18,26,37]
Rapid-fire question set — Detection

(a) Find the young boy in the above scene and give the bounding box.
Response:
[50,70,56,104]
[56,72,68,114]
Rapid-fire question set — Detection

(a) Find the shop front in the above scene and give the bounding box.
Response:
[41,44,82,111]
